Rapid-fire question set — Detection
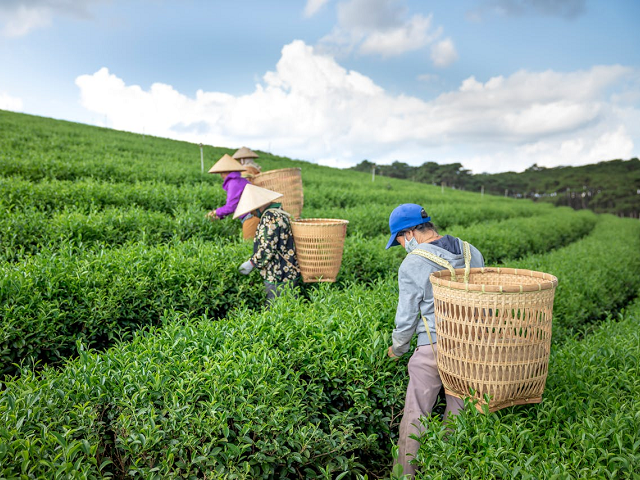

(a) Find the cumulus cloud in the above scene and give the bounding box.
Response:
[318,0,450,64]
[76,40,639,173]
[430,38,458,68]
[0,92,23,111]
[0,0,106,37]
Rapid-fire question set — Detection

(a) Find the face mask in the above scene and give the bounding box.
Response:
[404,237,419,254]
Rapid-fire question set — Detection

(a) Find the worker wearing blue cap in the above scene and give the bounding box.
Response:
[386,203,484,478]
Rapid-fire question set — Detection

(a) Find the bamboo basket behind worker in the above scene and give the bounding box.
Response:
[291,218,349,283]
[430,267,558,413]
[252,168,303,219]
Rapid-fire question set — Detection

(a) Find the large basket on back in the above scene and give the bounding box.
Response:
[291,219,348,283]
[252,168,303,219]
[430,267,558,413]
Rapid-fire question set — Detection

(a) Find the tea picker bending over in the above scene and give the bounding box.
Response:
[234,184,301,306]
[206,154,249,224]
[385,203,485,478]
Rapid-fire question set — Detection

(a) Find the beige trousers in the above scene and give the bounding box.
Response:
[396,344,464,478]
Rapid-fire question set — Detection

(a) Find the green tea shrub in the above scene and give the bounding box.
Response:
[507,215,640,343]
[411,297,640,479]
[0,110,231,185]
[0,239,263,376]
[0,176,225,215]
[304,201,549,239]
[446,208,597,264]
[0,204,240,261]
[0,282,403,478]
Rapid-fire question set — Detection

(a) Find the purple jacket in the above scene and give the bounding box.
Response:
[215,171,250,219]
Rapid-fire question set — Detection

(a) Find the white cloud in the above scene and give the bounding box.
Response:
[0,0,105,37]
[319,0,449,63]
[76,40,639,173]
[430,38,458,68]
[0,92,23,111]
[304,0,331,17]
[359,14,437,57]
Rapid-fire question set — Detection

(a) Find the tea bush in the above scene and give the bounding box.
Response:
[0,204,240,261]
[0,176,225,215]
[507,215,640,343]
[446,207,596,264]
[411,296,640,479]
[0,282,403,478]
[0,239,264,376]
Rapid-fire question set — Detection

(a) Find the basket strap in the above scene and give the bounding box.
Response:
[410,249,456,281]
[421,315,437,359]
[462,241,471,284]
[410,241,473,283]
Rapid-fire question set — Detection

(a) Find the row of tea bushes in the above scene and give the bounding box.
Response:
[0,176,223,215]
[1,216,638,476]
[0,201,576,267]
[0,239,263,376]
[0,282,403,478]
[1,174,551,241]
[507,215,640,344]
[410,296,640,479]
[446,207,596,264]
[304,200,552,238]
[0,204,240,261]
[0,110,230,185]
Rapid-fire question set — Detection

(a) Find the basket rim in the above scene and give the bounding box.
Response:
[255,167,301,177]
[292,218,349,226]
[430,267,558,293]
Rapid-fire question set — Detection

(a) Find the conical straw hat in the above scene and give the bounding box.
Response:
[232,146,259,159]
[233,184,283,219]
[208,154,246,173]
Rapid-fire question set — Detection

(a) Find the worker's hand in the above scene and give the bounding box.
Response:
[206,210,219,221]
[387,346,399,360]
[239,260,254,275]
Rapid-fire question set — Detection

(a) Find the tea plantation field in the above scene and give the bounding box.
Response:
[1,110,639,478]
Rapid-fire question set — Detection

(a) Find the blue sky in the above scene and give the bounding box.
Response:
[1,0,639,173]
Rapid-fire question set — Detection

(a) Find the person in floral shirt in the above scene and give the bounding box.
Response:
[233,184,301,304]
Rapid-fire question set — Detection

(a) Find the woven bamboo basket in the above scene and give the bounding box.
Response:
[430,267,558,413]
[291,218,349,283]
[252,168,303,219]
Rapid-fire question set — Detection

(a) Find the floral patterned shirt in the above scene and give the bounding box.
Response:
[251,205,301,284]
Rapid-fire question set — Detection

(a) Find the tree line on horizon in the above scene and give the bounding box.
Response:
[350,157,640,218]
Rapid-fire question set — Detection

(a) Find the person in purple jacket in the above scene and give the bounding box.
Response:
[206,154,250,225]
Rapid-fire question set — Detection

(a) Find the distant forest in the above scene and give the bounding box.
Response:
[350,158,640,218]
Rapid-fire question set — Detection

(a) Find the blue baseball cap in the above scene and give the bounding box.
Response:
[385,203,431,249]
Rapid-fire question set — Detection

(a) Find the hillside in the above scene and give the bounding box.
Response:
[351,157,640,217]
[1,109,640,478]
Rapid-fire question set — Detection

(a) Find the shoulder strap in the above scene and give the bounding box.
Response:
[410,241,472,283]
[410,249,456,280]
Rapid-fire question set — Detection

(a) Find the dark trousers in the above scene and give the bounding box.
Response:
[264,279,299,307]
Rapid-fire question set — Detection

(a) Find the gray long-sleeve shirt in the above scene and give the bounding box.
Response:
[392,236,485,356]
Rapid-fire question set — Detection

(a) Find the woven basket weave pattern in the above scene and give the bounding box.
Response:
[431,267,557,412]
[291,219,348,283]
[252,168,303,219]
